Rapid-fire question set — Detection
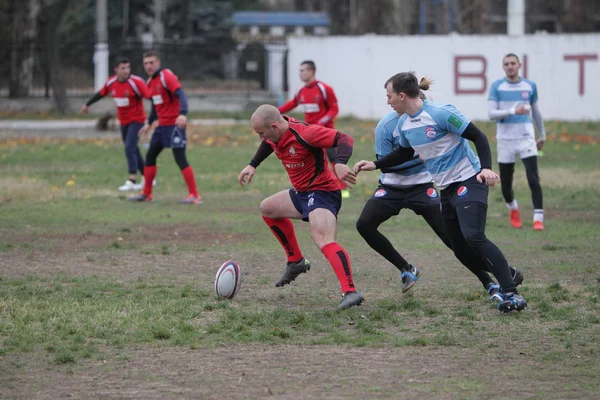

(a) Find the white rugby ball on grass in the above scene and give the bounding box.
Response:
[214,260,242,299]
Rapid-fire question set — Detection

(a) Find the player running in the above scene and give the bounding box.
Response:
[355,72,527,313]
[238,105,364,310]
[488,53,547,230]
[81,57,150,191]
[129,51,201,204]
[358,87,521,297]
[278,60,350,198]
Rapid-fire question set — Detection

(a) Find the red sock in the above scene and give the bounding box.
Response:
[322,242,355,293]
[262,217,303,263]
[330,160,346,189]
[142,165,157,196]
[181,166,199,197]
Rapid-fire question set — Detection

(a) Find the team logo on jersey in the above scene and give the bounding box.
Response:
[521,91,529,99]
[427,188,438,198]
[457,186,468,196]
[374,189,387,198]
[289,146,296,155]
[111,90,116,96]
[425,127,437,139]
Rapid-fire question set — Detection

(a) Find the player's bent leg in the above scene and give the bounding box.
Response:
[260,190,308,287]
[456,202,519,299]
[441,216,495,290]
[260,190,303,220]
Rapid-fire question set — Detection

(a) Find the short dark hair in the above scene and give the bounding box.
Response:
[384,71,433,98]
[114,57,130,68]
[143,50,159,59]
[503,53,520,63]
[301,60,316,72]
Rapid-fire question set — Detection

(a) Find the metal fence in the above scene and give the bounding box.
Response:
[0,40,271,98]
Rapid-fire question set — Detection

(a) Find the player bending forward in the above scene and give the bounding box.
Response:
[238,105,364,310]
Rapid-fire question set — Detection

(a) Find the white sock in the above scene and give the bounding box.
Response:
[534,209,544,222]
[506,199,519,211]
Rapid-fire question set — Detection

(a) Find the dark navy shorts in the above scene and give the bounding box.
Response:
[366,182,440,215]
[289,188,342,222]
[440,175,489,220]
[150,125,187,149]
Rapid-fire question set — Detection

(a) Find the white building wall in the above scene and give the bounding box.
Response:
[286,34,600,120]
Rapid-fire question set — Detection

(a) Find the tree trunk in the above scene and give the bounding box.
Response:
[42,0,74,114]
[9,0,40,98]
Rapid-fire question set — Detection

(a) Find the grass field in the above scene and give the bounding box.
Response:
[1,119,599,399]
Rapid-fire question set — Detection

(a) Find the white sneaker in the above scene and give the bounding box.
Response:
[118,180,140,191]
[138,178,156,189]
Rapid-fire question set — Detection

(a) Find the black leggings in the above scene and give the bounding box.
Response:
[442,201,516,293]
[356,200,494,288]
[499,156,543,209]
[145,143,189,170]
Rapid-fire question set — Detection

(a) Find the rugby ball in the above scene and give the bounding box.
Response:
[214,260,242,299]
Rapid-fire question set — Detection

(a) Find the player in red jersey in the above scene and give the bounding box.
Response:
[278,60,350,198]
[129,51,201,204]
[81,57,150,191]
[237,104,364,310]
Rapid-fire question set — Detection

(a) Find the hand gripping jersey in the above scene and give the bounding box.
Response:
[396,100,481,190]
[278,81,339,128]
[99,75,149,125]
[376,111,432,188]
[266,117,345,192]
[488,77,539,140]
[147,68,183,126]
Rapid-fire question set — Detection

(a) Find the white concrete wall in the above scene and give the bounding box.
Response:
[286,34,600,121]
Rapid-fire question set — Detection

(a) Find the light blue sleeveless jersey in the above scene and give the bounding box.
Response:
[396,100,481,190]
[488,77,538,139]
[375,111,432,187]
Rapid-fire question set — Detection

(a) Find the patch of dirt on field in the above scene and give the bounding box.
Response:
[1,343,595,400]
[0,224,250,282]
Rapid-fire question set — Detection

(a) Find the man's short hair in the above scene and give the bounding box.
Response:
[143,50,159,59]
[114,57,130,68]
[301,60,316,71]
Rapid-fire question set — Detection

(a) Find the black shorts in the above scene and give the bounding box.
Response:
[150,125,187,149]
[366,183,440,215]
[289,188,342,222]
[440,175,489,219]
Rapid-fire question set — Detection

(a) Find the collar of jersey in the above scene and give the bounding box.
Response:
[407,99,428,119]
[151,68,163,79]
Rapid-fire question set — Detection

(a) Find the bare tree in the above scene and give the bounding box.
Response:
[40,0,76,114]
[9,0,40,98]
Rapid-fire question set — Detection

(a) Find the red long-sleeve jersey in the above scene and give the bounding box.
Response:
[265,117,353,192]
[99,75,149,125]
[278,80,339,128]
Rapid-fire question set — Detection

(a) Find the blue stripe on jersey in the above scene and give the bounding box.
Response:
[396,101,480,189]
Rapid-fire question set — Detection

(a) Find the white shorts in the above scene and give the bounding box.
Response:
[497,138,538,164]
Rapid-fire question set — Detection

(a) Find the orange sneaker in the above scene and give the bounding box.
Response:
[533,221,544,231]
[179,194,203,205]
[509,209,522,228]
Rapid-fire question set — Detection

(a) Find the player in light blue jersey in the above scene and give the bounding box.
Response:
[355,72,527,313]
[488,53,546,231]
[356,90,502,295]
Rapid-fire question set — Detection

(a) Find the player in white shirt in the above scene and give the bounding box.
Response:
[488,53,547,231]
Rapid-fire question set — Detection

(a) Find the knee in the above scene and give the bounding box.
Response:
[259,198,276,218]
[463,230,487,251]
[355,217,373,237]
